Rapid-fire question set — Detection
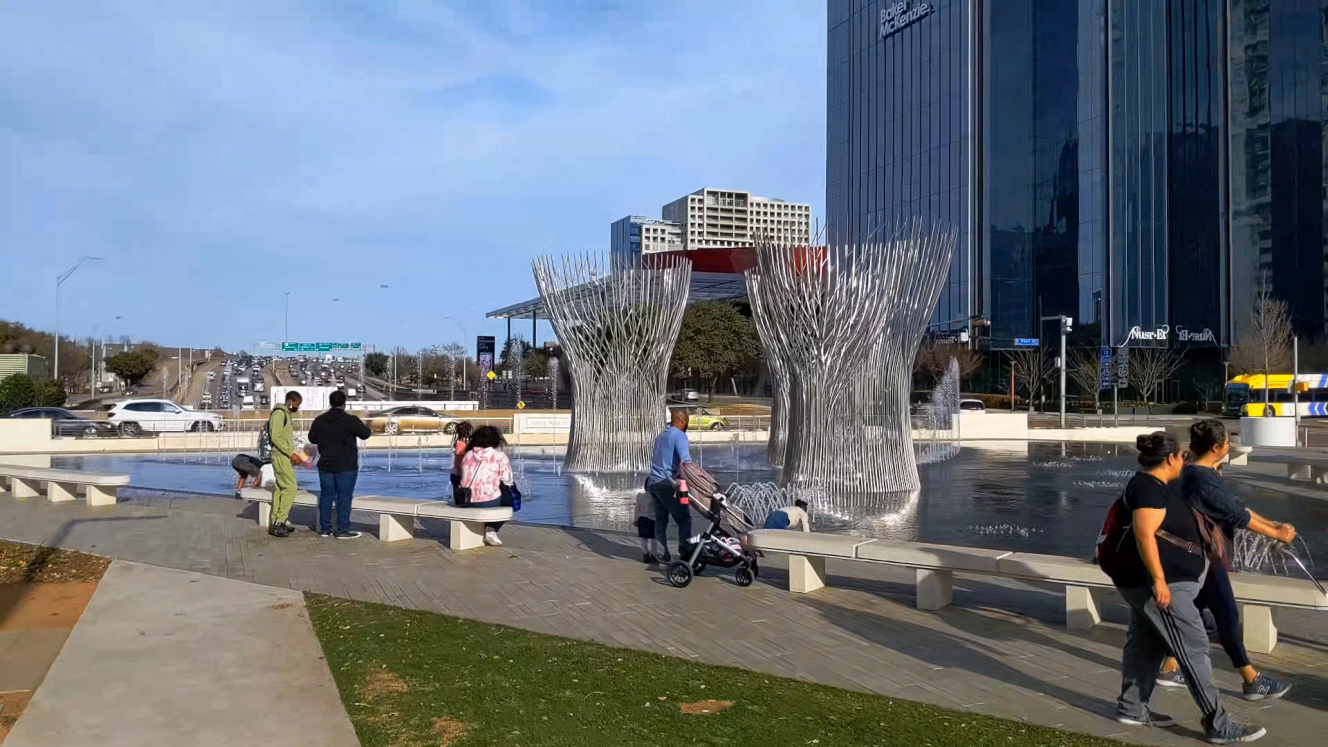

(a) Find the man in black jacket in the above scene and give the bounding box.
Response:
[308,390,372,538]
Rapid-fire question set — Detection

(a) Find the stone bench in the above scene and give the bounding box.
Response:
[748,530,1328,653]
[239,488,512,550]
[0,465,129,506]
[1282,456,1328,483]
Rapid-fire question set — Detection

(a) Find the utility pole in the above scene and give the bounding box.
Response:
[284,291,291,344]
[1293,337,1301,437]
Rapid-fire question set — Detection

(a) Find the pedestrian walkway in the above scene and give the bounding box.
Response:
[2,490,1327,745]
[4,559,358,747]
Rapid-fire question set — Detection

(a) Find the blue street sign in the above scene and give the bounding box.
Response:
[1098,346,1113,390]
[1013,337,1040,347]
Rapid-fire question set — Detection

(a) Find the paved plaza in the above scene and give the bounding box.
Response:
[4,558,358,747]
[1,488,1326,745]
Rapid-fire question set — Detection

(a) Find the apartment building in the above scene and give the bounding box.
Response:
[662,188,812,251]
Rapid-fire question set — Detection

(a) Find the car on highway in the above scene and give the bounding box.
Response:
[363,406,458,435]
[7,407,120,438]
[669,405,728,430]
[107,399,224,436]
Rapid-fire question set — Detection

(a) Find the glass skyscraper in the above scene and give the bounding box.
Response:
[827,0,1328,350]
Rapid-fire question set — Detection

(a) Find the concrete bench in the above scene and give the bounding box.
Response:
[748,530,1328,653]
[0,465,129,506]
[239,489,512,550]
[1282,456,1328,483]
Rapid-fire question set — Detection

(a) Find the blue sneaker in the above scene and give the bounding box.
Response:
[1205,721,1266,744]
[1242,674,1291,701]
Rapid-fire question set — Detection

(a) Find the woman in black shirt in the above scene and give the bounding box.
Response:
[1112,432,1264,744]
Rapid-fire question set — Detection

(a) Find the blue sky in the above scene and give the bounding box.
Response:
[0,1,826,353]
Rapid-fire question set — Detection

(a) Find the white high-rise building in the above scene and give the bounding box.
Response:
[662,188,812,251]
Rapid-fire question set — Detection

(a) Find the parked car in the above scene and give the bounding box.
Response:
[364,406,457,435]
[669,388,700,403]
[107,399,224,436]
[959,399,987,412]
[670,405,728,430]
[7,408,119,438]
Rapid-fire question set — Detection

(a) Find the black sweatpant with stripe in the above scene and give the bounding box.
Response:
[1117,579,1231,735]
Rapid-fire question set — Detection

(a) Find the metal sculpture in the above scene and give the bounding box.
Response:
[747,219,956,492]
[532,252,691,473]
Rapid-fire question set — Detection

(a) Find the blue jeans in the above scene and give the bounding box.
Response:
[318,469,358,534]
[647,479,691,559]
[763,510,791,530]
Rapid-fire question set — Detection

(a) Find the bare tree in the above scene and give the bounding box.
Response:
[439,342,467,400]
[1128,347,1184,416]
[1008,348,1056,412]
[1067,348,1106,409]
[1193,376,1221,412]
[1229,274,1293,406]
[915,341,983,386]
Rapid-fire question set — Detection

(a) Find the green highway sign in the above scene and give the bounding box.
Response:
[281,342,362,352]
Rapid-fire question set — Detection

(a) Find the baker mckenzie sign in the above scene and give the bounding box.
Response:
[880,1,933,39]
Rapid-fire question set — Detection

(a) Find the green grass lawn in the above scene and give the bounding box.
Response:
[305,594,1122,747]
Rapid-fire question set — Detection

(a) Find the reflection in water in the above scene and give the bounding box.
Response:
[54,441,1326,579]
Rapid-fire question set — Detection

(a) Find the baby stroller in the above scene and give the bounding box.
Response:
[666,462,761,588]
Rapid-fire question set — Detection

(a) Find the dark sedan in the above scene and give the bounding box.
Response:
[7,407,120,438]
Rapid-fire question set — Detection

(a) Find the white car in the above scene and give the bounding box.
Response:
[959,399,987,412]
[108,399,224,436]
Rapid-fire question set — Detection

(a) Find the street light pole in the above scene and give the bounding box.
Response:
[1040,314,1073,428]
[284,291,291,344]
[54,256,104,385]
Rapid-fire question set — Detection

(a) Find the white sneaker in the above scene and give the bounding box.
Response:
[483,530,502,546]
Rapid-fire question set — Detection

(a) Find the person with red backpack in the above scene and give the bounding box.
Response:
[1098,432,1265,744]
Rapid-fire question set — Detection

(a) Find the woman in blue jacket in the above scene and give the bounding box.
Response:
[1156,419,1296,701]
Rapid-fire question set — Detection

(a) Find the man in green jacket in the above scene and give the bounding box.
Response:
[268,390,304,537]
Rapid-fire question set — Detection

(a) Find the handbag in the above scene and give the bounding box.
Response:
[454,460,486,506]
[500,482,522,512]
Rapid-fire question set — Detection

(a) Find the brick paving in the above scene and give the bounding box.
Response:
[2,488,1327,744]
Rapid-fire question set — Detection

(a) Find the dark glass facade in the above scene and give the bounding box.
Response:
[1228,0,1328,341]
[983,0,1107,346]
[826,0,973,328]
[827,0,1328,350]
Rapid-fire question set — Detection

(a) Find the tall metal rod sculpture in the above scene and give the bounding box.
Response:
[748,284,790,467]
[532,253,691,473]
[747,219,956,492]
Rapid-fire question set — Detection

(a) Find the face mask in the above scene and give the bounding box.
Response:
[289,403,300,413]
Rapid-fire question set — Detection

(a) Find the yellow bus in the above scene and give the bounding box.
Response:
[1224,374,1328,417]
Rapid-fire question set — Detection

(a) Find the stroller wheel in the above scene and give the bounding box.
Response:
[667,560,694,588]
[692,560,707,576]
[735,565,754,587]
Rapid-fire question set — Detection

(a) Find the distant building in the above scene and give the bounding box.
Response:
[610,216,683,262]
[0,354,50,382]
[662,188,812,252]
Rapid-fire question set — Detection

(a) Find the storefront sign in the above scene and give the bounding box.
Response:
[1175,326,1216,345]
[1125,325,1169,342]
[880,2,933,39]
